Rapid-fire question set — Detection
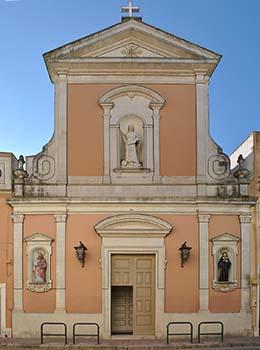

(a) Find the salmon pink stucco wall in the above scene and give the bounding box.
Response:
[66,214,104,313]
[163,215,199,312]
[0,195,13,328]
[23,215,56,313]
[209,215,241,312]
[147,84,196,176]
[68,84,119,176]
[67,84,196,177]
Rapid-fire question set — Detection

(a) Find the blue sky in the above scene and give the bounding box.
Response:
[0,0,259,158]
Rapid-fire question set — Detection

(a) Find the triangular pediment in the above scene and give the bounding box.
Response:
[44,19,220,61]
[24,233,53,243]
[211,233,240,243]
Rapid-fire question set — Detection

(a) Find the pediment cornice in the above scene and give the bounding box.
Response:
[94,213,172,238]
[44,19,221,82]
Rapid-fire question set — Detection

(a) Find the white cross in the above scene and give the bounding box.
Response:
[121,0,140,17]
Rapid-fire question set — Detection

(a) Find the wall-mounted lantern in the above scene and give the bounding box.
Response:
[179,241,192,268]
[74,241,88,267]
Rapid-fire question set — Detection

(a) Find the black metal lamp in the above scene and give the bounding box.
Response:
[179,241,192,267]
[74,241,88,267]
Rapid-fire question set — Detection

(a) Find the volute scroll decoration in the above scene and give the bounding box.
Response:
[208,152,230,180]
[32,155,55,181]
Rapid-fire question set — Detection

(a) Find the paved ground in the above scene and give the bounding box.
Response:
[1,336,260,349]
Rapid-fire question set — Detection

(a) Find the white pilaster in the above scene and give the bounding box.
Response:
[55,213,67,312]
[100,103,114,183]
[54,74,67,184]
[240,214,252,311]
[12,214,24,311]
[195,73,209,195]
[0,283,6,334]
[198,214,210,311]
[150,103,164,183]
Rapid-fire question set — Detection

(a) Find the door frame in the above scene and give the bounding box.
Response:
[95,214,172,338]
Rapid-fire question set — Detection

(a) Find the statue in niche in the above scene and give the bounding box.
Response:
[32,249,47,283]
[218,251,231,282]
[121,124,142,168]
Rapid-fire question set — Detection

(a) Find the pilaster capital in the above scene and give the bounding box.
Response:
[99,102,114,117]
[53,72,68,84]
[198,214,211,223]
[12,214,24,224]
[195,71,209,84]
[149,103,165,119]
[55,213,67,223]
[239,214,252,224]
[58,72,68,80]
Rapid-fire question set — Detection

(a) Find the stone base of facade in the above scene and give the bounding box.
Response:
[12,310,252,338]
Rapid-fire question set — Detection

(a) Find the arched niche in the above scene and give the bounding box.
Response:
[99,85,165,184]
[211,233,240,292]
[24,233,53,293]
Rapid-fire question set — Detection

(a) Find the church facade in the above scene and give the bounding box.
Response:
[0,15,255,338]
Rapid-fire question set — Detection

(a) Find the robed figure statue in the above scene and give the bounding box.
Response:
[218,251,231,282]
[121,124,141,168]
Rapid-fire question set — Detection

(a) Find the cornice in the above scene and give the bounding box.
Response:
[47,59,218,83]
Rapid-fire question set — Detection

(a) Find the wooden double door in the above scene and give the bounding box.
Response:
[111,255,155,335]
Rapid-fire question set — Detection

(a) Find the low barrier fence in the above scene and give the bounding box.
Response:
[73,322,100,345]
[40,322,67,345]
[167,321,193,344]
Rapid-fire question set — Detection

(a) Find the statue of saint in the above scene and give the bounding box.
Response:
[121,124,141,168]
[33,250,47,283]
[18,155,25,170]
[218,251,231,282]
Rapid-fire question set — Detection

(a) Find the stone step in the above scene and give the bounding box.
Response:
[1,343,260,350]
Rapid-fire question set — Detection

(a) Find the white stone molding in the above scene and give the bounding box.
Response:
[195,72,209,193]
[99,85,165,105]
[55,213,67,311]
[54,75,67,184]
[12,214,24,311]
[99,85,165,184]
[68,75,197,84]
[255,264,260,336]
[25,74,67,186]
[0,155,13,190]
[24,233,53,293]
[211,233,240,292]
[95,213,172,238]
[99,102,114,184]
[150,103,164,183]
[198,213,210,311]
[94,213,172,338]
[240,214,252,311]
[0,283,6,335]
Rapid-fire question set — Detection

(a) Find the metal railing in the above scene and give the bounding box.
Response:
[167,321,193,344]
[198,321,224,343]
[73,322,100,345]
[40,322,67,345]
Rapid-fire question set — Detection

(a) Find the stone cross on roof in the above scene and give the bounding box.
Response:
[121,0,140,17]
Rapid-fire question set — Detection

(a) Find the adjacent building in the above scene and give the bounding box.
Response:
[230,131,260,336]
